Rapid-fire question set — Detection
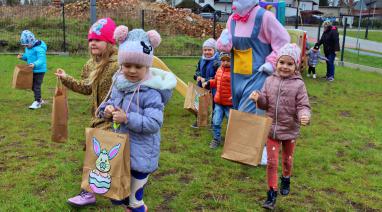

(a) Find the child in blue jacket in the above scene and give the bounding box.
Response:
[98,26,176,211]
[17,30,48,109]
[191,38,220,128]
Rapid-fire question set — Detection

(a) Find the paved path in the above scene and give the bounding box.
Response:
[286,26,382,53]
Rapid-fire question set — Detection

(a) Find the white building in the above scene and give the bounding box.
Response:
[284,0,319,17]
[175,0,233,13]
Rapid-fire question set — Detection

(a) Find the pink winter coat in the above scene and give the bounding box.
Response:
[257,73,311,141]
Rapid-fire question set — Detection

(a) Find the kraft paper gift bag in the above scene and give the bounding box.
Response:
[221,99,273,166]
[12,64,33,89]
[197,92,212,127]
[81,128,131,200]
[51,79,68,143]
[184,82,209,115]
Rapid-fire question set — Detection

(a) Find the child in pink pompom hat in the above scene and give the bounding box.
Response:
[250,43,311,210]
[98,26,177,211]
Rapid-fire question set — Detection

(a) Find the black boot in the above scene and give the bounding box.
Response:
[262,188,277,210]
[280,176,290,196]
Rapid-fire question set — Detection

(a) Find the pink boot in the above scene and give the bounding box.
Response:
[67,190,96,207]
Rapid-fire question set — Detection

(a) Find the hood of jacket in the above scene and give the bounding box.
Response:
[113,67,177,104]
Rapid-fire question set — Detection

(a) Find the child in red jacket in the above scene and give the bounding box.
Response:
[203,52,232,149]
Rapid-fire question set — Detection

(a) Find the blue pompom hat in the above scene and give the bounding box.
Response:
[20,30,38,46]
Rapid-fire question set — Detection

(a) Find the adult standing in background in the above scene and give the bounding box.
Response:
[317,20,340,82]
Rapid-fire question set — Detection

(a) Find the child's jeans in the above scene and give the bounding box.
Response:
[111,170,150,211]
[266,138,296,190]
[32,73,45,102]
[212,104,230,141]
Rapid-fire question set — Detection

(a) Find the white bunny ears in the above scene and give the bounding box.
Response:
[113,25,161,48]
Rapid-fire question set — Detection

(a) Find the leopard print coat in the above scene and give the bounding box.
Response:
[60,53,119,129]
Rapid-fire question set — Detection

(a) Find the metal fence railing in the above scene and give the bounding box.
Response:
[0,5,226,56]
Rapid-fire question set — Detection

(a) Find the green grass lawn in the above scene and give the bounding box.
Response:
[0,55,382,211]
[339,30,382,43]
[342,49,382,69]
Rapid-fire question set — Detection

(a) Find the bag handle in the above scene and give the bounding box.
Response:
[94,67,121,118]
[56,77,63,89]
[240,97,259,115]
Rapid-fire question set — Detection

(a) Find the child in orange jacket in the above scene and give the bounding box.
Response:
[203,52,232,149]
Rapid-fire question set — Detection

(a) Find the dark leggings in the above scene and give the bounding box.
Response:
[308,66,316,75]
[32,73,45,102]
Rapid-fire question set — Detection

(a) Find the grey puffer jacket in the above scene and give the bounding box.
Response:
[257,73,311,141]
[98,67,177,173]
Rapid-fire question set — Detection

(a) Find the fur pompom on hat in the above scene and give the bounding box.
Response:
[88,17,116,44]
[277,43,301,66]
[114,26,161,66]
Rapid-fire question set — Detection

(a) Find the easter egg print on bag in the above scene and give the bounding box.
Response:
[88,137,121,194]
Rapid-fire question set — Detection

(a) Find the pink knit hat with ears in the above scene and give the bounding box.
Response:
[88,18,116,45]
[277,43,301,66]
[113,26,161,66]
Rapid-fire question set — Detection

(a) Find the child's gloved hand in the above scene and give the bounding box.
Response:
[249,90,260,102]
[55,68,67,79]
[104,105,115,118]
[300,115,310,126]
[112,107,127,124]
[17,54,22,59]
[28,63,35,69]
[258,62,274,75]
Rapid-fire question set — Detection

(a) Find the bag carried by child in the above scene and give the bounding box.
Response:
[221,99,273,166]
[81,72,131,200]
[81,128,131,200]
[197,92,212,127]
[184,82,212,127]
[12,64,33,89]
[51,78,68,143]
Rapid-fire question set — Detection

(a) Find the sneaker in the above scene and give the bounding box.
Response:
[29,101,41,109]
[209,139,220,149]
[280,176,290,196]
[313,74,317,79]
[306,74,310,77]
[67,190,96,207]
[327,77,334,82]
[262,188,278,210]
[190,121,199,129]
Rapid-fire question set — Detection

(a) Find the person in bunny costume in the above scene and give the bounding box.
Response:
[216,0,290,165]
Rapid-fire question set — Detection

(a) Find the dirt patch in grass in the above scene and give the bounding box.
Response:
[0,161,7,172]
[234,171,251,181]
[346,199,377,211]
[166,145,180,154]
[0,135,5,142]
[190,130,201,137]
[339,111,352,117]
[336,150,345,157]
[155,191,177,211]
[0,183,16,192]
[363,142,377,150]
[152,168,178,180]
[179,174,193,184]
